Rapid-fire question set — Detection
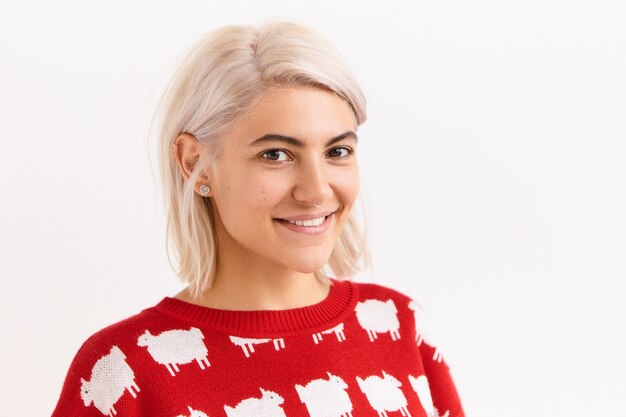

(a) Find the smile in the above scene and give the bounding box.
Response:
[274,212,335,235]
[286,216,326,227]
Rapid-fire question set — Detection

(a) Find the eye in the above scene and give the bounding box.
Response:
[260,149,291,163]
[327,146,353,158]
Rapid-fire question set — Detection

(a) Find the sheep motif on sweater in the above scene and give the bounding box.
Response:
[51,278,465,417]
[224,388,286,417]
[176,407,209,417]
[354,299,401,341]
[294,372,352,417]
[409,374,450,417]
[228,335,286,358]
[80,345,139,417]
[311,322,345,344]
[356,371,410,416]
[137,327,211,376]
[408,300,445,363]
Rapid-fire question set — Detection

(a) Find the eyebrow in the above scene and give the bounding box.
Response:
[248,131,358,148]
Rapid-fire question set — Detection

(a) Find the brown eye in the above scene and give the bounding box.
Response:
[261,149,290,162]
[328,147,352,158]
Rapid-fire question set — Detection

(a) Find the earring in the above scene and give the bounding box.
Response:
[199,185,211,196]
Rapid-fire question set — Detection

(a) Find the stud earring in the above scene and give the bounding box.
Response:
[199,185,211,196]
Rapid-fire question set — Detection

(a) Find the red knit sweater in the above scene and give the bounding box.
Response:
[51,278,465,417]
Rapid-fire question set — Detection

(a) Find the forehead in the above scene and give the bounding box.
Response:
[227,86,357,146]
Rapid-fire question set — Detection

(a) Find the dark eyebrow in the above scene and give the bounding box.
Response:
[248,131,358,148]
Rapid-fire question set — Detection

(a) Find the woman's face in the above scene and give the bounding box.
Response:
[207,86,360,274]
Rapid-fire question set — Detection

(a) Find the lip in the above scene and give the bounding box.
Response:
[274,212,335,235]
[275,210,337,222]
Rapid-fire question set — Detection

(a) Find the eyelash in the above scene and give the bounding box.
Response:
[260,146,354,164]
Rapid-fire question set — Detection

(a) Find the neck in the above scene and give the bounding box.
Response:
[176,217,331,311]
[192,266,330,311]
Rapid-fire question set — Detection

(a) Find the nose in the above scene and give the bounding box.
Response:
[292,157,333,206]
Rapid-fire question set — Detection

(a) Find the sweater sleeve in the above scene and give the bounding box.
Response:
[51,334,142,417]
[410,299,466,417]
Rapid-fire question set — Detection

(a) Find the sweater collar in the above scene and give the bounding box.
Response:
[151,277,357,336]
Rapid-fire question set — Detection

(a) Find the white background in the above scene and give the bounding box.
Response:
[1,1,625,416]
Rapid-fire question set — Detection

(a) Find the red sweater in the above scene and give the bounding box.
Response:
[51,278,465,417]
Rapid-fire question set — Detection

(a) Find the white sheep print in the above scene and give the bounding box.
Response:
[53,282,463,417]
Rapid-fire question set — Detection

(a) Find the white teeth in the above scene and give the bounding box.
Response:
[286,216,326,227]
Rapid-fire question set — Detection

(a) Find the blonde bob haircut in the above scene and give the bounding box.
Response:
[156,20,371,299]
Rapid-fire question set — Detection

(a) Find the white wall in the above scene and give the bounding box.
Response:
[1,1,624,416]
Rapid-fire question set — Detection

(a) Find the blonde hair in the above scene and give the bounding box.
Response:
[155,20,371,298]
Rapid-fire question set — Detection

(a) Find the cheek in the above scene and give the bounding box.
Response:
[332,168,360,203]
[222,173,287,212]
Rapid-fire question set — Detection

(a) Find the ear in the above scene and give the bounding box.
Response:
[173,133,211,194]
[173,133,201,180]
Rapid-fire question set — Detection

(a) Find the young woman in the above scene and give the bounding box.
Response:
[52,21,465,417]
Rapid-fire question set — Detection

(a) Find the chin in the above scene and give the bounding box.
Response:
[303,247,336,267]
[290,261,327,274]
[284,255,330,274]
[268,242,335,273]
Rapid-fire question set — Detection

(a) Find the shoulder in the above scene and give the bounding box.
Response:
[349,278,424,310]
[348,279,445,355]
[52,303,172,416]
[345,278,425,328]
[67,304,166,372]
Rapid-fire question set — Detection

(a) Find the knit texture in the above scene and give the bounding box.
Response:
[51,278,465,417]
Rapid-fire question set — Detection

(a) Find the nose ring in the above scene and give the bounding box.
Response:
[314,202,322,208]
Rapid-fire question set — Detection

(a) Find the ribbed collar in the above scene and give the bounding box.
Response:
[151,277,357,336]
